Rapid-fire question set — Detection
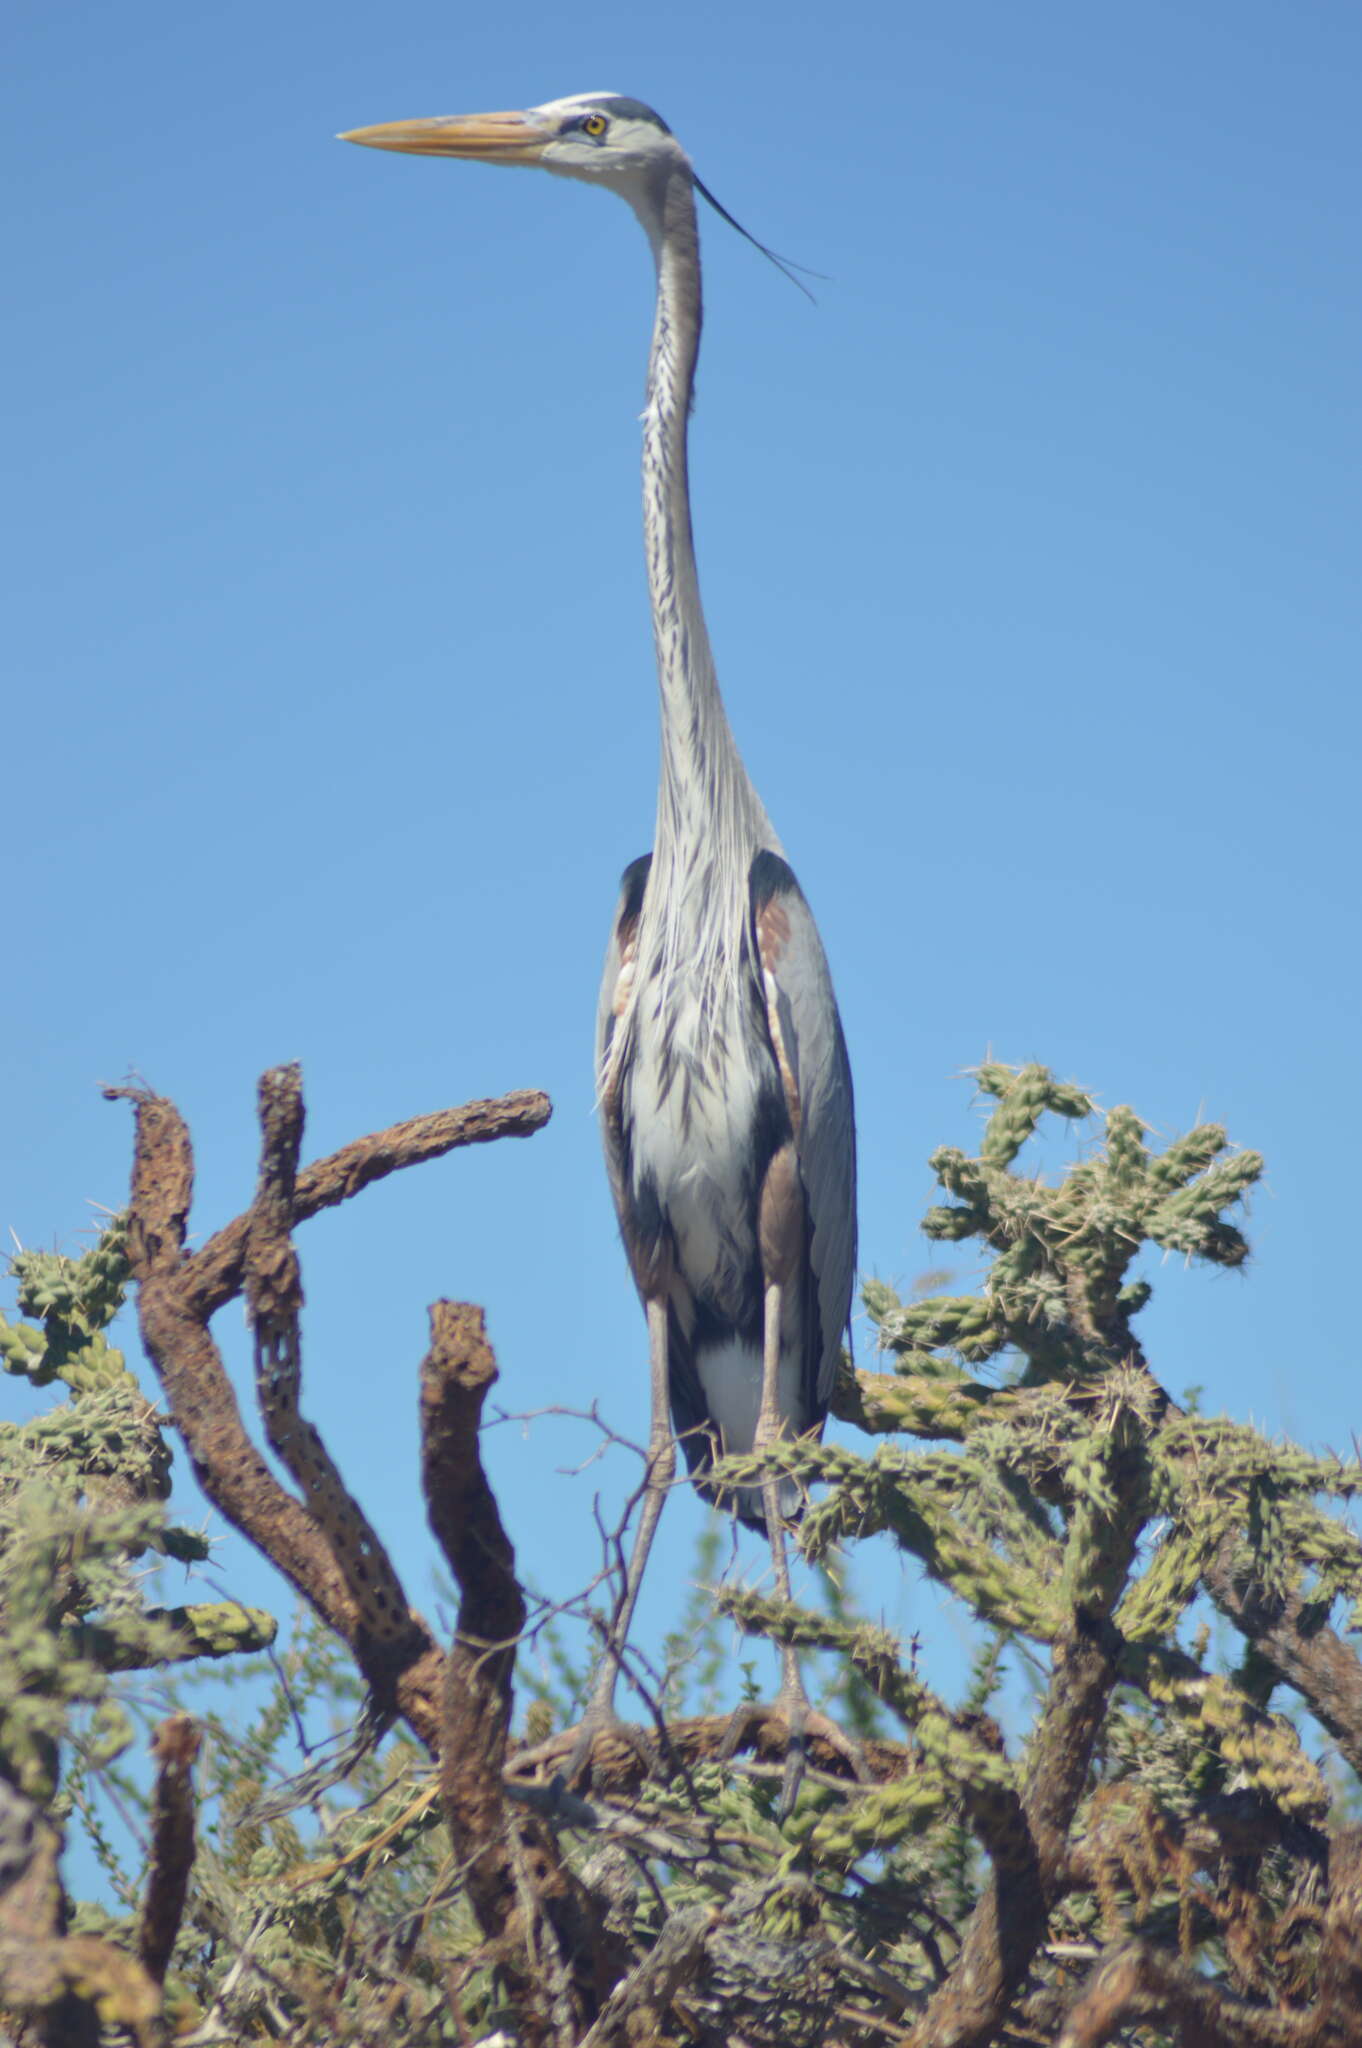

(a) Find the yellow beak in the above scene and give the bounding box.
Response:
[338,111,551,164]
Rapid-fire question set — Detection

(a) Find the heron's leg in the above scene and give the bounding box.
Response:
[594,1295,675,1708]
[561,1295,674,1779]
[753,1275,869,1816]
[718,1277,813,1797]
[754,1282,802,1697]
[752,1278,821,1817]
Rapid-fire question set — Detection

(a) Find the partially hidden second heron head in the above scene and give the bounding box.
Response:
[340,93,689,203]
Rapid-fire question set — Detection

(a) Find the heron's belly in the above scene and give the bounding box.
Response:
[624,1006,770,1323]
[618,998,814,1482]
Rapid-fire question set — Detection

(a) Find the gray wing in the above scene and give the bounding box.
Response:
[749,850,857,1411]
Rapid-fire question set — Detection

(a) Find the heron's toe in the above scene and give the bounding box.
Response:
[512,1705,658,1794]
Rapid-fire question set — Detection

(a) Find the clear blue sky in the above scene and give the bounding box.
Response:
[7,1,1360,1712]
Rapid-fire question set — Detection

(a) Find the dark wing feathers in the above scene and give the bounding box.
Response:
[596,854,651,1225]
[749,851,857,1411]
[597,854,726,1499]
[596,856,651,1091]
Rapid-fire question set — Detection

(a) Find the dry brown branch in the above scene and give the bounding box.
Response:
[1205,1560,1362,1783]
[138,1714,200,1985]
[508,1705,910,1792]
[0,1796,161,2047]
[421,1300,617,2044]
[111,1085,361,1634]
[421,1302,526,1933]
[577,1903,716,2048]
[0,1934,164,2048]
[1316,1824,1362,2041]
[1055,1938,1303,2048]
[0,1805,94,2048]
[1081,1786,1327,1901]
[505,1777,752,1891]
[107,1079,550,1753]
[181,1089,552,1320]
[247,1065,417,1655]
[104,1072,639,2043]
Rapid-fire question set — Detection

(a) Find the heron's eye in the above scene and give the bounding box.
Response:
[583,113,608,137]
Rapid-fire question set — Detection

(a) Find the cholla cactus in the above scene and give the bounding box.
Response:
[0,1221,273,1802]
[713,1063,1362,2042]
[2,1213,134,1394]
[7,1069,1362,2047]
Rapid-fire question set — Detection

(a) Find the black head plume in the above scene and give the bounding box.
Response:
[693,175,824,302]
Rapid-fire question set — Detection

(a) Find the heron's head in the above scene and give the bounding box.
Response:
[340,93,689,214]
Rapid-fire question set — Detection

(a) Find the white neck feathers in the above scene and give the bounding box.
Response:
[633,169,778,1019]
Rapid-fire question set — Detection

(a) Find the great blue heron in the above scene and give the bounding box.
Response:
[343,94,856,1784]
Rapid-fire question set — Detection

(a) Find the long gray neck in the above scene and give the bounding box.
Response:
[639,171,777,892]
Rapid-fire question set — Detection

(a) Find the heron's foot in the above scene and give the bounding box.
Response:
[716,1698,781,1765]
[718,1694,869,1820]
[774,1693,870,1820]
[566,1700,657,1791]
[513,1701,657,1795]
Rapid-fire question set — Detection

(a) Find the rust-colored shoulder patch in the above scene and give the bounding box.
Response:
[758,894,801,1138]
[600,904,643,1136]
[756,895,792,972]
[611,906,642,1020]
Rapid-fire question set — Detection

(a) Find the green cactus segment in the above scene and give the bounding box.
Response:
[1,1214,274,1806]
[1144,1418,1362,1620]
[717,1592,1023,1862]
[1101,1104,1150,1187]
[11,1217,131,1326]
[0,1483,182,1799]
[1137,1651,1329,1819]
[876,1294,1003,1367]
[2,1217,136,1393]
[71,1600,277,1671]
[805,1771,950,1859]
[870,1064,1262,1388]
[1146,1123,1230,1191]
[715,1439,1062,1641]
[1144,1152,1263,1266]
[741,1063,1337,1874]
[1115,1528,1221,1645]
[976,1062,1094,1163]
[830,1364,993,1439]
[0,1317,133,1396]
